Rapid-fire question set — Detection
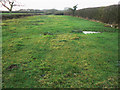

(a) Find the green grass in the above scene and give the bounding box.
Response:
[2,15,119,88]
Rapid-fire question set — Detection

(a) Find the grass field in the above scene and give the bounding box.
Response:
[2,15,119,88]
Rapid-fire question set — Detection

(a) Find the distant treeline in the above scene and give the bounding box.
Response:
[65,5,119,24]
[2,13,41,20]
[1,5,119,24]
[2,11,44,14]
[1,9,64,19]
[1,9,64,15]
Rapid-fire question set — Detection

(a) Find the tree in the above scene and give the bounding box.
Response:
[0,0,21,12]
[69,4,78,16]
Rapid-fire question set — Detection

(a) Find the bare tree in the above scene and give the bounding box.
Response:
[0,0,21,12]
[69,4,78,16]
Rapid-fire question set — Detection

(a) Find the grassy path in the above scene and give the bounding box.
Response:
[2,15,119,88]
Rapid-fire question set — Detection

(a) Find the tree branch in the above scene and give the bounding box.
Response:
[0,0,22,12]
[0,1,10,11]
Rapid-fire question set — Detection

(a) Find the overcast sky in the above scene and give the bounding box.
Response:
[0,0,119,11]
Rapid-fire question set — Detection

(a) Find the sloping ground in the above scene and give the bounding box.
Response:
[2,15,119,88]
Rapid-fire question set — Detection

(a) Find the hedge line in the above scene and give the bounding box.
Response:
[65,5,119,24]
[2,13,41,20]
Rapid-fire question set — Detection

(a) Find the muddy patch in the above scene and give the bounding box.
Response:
[71,30,83,33]
[44,32,54,35]
[6,64,19,71]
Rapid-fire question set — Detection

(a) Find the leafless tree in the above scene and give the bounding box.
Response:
[69,4,78,16]
[0,0,21,12]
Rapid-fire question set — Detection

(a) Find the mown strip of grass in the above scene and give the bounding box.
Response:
[2,15,119,88]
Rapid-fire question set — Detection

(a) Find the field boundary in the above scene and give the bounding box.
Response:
[2,13,42,20]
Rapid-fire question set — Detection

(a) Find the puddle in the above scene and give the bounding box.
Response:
[83,31,100,34]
